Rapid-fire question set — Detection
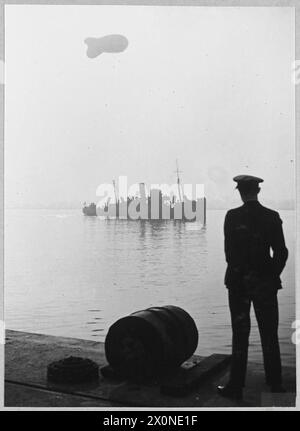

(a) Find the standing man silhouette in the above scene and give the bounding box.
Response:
[217,175,288,400]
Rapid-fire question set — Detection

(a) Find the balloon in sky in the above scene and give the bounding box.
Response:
[84,35,129,58]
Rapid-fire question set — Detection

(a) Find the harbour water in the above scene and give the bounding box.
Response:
[5,209,296,367]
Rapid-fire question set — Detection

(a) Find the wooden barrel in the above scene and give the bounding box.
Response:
[105,305,198,380]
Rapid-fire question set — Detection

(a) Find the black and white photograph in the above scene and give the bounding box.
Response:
[1,2,298,411]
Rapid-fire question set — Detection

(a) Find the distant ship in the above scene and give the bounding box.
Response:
[82,161,206,223]
[82,202,97,216]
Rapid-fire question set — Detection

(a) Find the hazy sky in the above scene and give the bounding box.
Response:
[5,6,295,208]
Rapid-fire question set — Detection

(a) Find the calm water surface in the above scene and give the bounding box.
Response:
[5,209,295,367]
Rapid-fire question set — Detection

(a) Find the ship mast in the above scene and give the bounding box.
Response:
[175,159,183,202]
[112,179,118,203]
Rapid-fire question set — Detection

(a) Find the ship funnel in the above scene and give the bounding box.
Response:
[139,182,146,200]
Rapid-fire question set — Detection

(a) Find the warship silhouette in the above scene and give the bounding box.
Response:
[82,162,206,223]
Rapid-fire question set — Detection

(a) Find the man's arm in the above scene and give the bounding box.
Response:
[224,211,234,264]
[270,214,288,277]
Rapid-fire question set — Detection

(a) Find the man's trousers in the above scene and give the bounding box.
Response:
[228,287,282,389]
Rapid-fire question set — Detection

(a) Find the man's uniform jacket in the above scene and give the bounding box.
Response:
[224,201,288,290]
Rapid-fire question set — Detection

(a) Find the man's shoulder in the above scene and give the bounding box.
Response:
[258,204,281,220]
[225,203,281,221]
[225,205,244,217]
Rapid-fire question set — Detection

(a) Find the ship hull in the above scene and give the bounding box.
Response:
[82,206,97,216]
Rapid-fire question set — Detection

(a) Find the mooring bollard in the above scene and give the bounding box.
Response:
[104,305,198,380]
